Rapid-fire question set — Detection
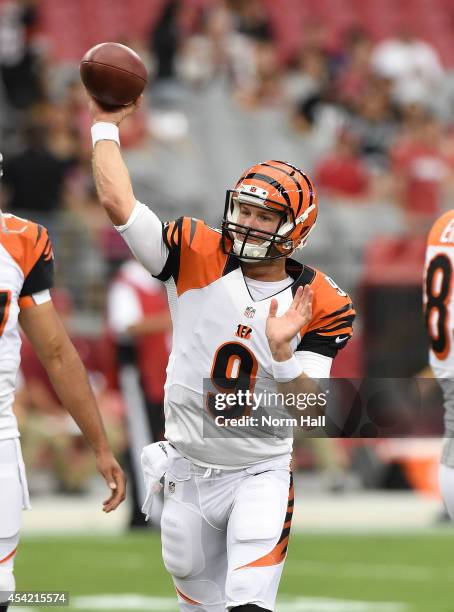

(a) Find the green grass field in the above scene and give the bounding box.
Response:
[14,530,454,612]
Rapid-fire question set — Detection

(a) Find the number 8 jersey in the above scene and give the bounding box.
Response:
[425,211,454,365]
[424,210,454,433]
[0,214,54,440]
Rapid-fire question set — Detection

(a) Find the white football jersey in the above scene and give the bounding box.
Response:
[152,217,355,468]
[0,214,54,440]
[424,210,454,433]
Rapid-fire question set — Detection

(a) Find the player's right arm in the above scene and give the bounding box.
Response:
[88,96,169,276]
[89,97,138,225]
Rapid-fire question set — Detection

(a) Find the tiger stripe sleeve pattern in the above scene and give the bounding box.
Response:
[297,271,356,358]
[19,225,54,302]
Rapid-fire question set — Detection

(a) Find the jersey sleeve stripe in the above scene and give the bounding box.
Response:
[318,302,354,320]
[318,327,353,337]
[35,224,43,245]
[156,218,184,283]
[18,295,34,309]
[188,218,197,246]
[42,238,53,261]
[315,314,356,333]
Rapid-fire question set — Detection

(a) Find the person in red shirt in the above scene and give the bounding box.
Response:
[391,110,453,234]
[107,258,171,528]
[315,128,370,200]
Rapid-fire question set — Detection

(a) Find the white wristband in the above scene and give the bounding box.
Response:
[91,122,120,147]
[272,355,304,382]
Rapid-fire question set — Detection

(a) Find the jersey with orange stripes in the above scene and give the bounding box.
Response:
[0,214,54,440]
[424,209,454,435]
[120,210,355,469]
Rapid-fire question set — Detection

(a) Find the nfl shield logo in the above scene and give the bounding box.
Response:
[244,306,256,319]
[169,481,175,494]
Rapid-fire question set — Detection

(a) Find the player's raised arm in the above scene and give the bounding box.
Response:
[88,97,139,225]
[86,96,170,276]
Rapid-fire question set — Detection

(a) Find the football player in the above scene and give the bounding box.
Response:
[0,153,126,612]
[88,99,355,612]
[424,210,454,519]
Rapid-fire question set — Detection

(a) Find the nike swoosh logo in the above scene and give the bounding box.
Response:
[335,335,349,344]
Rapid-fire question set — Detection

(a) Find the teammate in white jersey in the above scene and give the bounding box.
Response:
[0,153,126,612]
[424,210,454,519]
[88,99,355,612]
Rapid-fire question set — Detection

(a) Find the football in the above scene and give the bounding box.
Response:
[80,42,147,108]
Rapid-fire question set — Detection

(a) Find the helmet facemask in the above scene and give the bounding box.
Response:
[221,185,315,261]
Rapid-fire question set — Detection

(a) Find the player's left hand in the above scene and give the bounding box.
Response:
[95,451,127,512]
[266,285,313,359]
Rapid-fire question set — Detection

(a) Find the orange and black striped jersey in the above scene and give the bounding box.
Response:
[0,214,54,440]
[143,215,355,468]
[425,209,454,367]
[424,210,454,433]
[157,216,355,358]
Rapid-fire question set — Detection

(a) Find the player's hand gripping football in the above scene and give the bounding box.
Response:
[95,450,127,512]
[266,285,313,361]
[87,93,143,126]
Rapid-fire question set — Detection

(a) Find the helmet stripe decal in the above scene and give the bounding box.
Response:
[262,162,303,217]
[243,173,291,207]
[270,160,314,217]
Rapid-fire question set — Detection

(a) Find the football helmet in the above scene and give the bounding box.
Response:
[221,160,317,261]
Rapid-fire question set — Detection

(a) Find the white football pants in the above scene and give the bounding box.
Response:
[159,449,293,612]
[440,463,454,520]
[0,439,29,603]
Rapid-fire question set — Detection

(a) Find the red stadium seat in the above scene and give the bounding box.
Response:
[15,0,453,66]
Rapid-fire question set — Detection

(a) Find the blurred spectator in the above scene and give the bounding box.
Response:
[55,178,110,311]
[0,0,44,110]
[178,0,281,108]
[315,128,370,200]
[335,29,373,111]
[149,0,181,82]
[43,101,81,161]
[2,119,77,215]
[107,259,171,528]
[371,25,444,108]
[390,109,453,234]
[177,4,234,88]
[346,80,397,172]
[219,0,282,108]
[233,39,282,108]
[230,0,272,42]
[287,35,342,146]
[285,46,330,109]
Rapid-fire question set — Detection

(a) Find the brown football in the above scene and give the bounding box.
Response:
[80,42,147,108]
